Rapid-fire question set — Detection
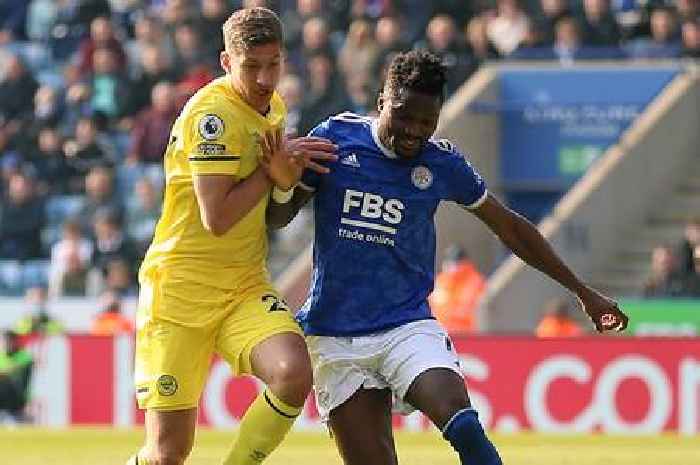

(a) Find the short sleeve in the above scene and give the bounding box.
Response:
[445,149,488,209]
[299,119,331,191]
[184,110,244,176]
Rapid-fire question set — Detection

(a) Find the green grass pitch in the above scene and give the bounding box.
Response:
[0,428,698,464]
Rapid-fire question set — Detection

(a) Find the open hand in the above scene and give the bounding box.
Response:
[577,286,629,333]
[259,128,337,190]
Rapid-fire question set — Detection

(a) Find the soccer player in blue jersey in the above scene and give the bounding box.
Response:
[266,50,628,465]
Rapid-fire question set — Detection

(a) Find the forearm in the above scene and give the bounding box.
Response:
[266,188,313,229]
[500,215,587,296]
[204,167,272,236]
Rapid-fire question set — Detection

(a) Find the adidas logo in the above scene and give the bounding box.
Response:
[341,152,360,168]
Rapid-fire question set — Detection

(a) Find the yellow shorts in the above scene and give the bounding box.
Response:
[134,269,303,410]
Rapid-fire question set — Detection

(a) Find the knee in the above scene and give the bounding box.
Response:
[268,356,313,404]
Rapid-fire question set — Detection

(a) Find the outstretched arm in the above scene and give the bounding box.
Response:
[266,187,315,229]
[471,193,628,332]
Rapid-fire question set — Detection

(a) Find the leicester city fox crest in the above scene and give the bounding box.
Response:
[411,165,433,190]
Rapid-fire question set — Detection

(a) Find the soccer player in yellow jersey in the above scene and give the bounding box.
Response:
[127,7,337,465]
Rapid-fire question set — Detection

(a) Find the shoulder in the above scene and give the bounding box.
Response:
[310,112,372,139]
[182,78,236,121]
[425,137,469,166]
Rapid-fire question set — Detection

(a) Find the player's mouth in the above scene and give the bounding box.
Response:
[396,137,422,156]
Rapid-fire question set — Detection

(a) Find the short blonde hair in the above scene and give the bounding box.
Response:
[223,7,283,53]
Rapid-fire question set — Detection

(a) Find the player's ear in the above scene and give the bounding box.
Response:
[377,90,384,111]
[220,50,231,74]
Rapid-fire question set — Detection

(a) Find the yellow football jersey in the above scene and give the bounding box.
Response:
[140,76,286,293]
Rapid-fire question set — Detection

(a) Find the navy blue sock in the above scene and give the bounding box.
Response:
[442,408,503,465]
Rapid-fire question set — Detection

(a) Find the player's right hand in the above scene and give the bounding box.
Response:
[260,128,337,190]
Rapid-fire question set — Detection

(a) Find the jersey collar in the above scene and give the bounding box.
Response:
[371,119,397,159]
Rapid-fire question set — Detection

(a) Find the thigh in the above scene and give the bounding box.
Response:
[135,275,217,410]
[144,408,198,461]
[215,286,303,376]
[404,368,470,429]
[381,320,463,411]
[329,388,398,465]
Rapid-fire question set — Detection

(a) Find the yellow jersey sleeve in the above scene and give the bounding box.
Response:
[183,108,246,177]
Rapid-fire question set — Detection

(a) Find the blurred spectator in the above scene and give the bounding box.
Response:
[126,177,161,255]
[126,14,176,78]
[48,220,93,298]
[288,16,334,74]
[487,0,530,56]
[0,0,29,43]
[24,85,64,141]
[14,286,63,335]
[642,245,686,297]
[465,15,500,73]
[0,330,33,424]
[299,53,351,135]
[277,73,304,136]
[26,127,74,196]
[26,0,58,42]
[198,0,232,59]
[337,19,379,88]
[127,82,179,165]
[77,16,128,77]
[680,245,700,296]
[626,7,682,58]
[78,166,124,231]
[162,0,199,37]
[428,246,486,334]
[126,44,179,116]
[0,174,45,260]
[90,291,134,335]
[371,15,406,82]
[103,258,138,296]
[415,15,472,95]
[172,21,217,74]
[88,47,132,122]
[0,54,38,134]
[677,217,700,275]
[534,0,572,44]
[676,0,699,23]
[64,117,116,181]
[89,210,138,282]
[514,15,624,62]
[535,298,583,337]
[282,0,324,51]
[579,0,622,46]
[681,19,700,58]
[61,80,93,137]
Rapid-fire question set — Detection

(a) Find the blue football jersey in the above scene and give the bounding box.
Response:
[296,113,488,336]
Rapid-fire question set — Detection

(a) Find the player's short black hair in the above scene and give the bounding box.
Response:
[384,50,447,101]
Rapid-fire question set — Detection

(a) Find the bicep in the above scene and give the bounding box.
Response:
[469,193,518,235]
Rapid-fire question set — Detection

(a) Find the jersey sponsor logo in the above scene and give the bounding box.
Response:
[340,152,360,168]
[339,189,404,247]
[198,114,224,140]
[157,374,178,396]
[342,189,404,231]
[411,165,433,190]
[196,143,226,156]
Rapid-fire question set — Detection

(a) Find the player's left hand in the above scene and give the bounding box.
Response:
[260,128,337,190]
[576,286,629,333]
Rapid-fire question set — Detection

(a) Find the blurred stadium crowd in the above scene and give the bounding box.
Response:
[0,0,698,305]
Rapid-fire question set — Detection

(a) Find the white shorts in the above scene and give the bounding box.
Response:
[306,319,463,422]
